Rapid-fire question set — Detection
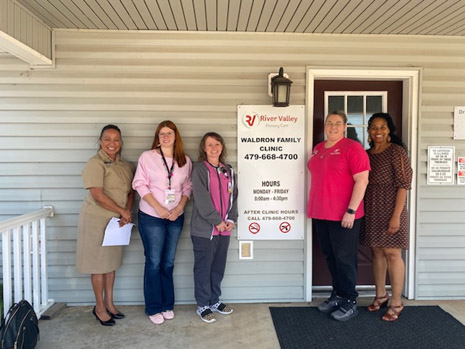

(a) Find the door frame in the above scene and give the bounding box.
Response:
[304,67,421,301]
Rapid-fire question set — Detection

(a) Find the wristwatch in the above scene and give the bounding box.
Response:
[346,208,355,214]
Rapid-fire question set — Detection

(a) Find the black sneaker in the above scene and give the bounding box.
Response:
[317,295,343,313]
[330,301,358,322]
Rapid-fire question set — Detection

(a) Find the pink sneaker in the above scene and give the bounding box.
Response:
[162,310,174,320]
[149,313,165,325]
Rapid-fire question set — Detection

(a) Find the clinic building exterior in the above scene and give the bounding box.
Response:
[1,27,465,304]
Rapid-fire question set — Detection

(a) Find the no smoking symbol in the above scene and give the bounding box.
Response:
[249,222,260,234]
[279,222,291,233]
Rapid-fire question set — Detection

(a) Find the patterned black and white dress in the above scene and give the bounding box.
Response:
[360,143,412,249]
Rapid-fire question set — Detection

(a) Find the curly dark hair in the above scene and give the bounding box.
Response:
[367,113,406,149]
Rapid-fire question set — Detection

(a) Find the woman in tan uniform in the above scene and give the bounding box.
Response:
[76,124,135,326]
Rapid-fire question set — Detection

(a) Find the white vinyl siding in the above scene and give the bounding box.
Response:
[0,0,52,59]
[1,30,465,303]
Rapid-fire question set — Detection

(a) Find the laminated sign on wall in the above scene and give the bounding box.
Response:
[454,106,465,140]
[237,105,305,240]
[427,146,455,185]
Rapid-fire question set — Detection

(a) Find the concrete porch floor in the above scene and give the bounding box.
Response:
[37,298,465,349]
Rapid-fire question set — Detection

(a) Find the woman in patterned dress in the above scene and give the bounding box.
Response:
[360,113,412,322]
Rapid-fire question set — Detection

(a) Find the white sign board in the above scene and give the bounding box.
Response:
[458,157,465,185]
[454,106,465,140]
[237,105,305,240]
[427,146,455,185]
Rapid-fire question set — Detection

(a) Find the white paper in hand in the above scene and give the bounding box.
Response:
[102,217,134,246]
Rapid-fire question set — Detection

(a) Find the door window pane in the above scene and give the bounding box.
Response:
[347,96,363,114]
[367,96,383,115]
[347,126,364,146]
[347,96,364,125]
[328,96,344,113]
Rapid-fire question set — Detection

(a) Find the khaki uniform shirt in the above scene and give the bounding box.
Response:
[82,149,134,215]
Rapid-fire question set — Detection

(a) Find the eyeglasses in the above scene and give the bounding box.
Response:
[159,132,175,138]
[325,122,344,128]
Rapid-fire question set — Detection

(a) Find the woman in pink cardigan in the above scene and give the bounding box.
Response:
[132,120,192,325]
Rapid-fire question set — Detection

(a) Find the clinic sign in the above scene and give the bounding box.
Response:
[237,105,305,240]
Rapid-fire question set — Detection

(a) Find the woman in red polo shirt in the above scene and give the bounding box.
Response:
[307,111,370,322]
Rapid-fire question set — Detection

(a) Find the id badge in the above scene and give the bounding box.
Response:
[165,189,176,205]
[228,181,232,194]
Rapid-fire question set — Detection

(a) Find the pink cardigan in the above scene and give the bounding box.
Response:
[132,150,192,218]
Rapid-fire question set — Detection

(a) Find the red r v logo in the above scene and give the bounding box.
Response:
[245,114,256,126]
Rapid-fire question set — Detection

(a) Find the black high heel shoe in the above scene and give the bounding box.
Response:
[93,306,116,326]
[107,308,125,320]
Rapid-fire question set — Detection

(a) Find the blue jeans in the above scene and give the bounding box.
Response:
[138,210,184,315]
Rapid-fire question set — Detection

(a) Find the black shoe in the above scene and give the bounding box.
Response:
[318,295,343,313]
[93,306,116,326]
[330,301,358,322]
[107,309,125,320]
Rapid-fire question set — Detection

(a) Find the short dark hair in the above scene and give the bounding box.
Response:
[100,124,121,137]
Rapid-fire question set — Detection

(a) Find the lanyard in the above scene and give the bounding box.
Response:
[207,161,229,178]
[160,148,175,189]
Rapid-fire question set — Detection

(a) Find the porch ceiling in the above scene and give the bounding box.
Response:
[17,0,465,36]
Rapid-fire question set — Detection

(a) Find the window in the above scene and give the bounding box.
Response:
[325,92,387,148]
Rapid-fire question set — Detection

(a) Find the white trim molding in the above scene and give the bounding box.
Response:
[304,67,421,302]
[0,30,52,67]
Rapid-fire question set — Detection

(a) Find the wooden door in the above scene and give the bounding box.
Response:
[312,80,403,287]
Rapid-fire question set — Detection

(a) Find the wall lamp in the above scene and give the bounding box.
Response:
[268,67,293,107]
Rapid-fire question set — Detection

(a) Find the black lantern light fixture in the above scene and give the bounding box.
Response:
[270,67,293,107]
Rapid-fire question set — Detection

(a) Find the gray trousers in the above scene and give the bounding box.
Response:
[191,235,230,307]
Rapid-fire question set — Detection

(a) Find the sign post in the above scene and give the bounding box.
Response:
[237,105,305,240]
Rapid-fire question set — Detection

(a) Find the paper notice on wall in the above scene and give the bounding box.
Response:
[427,146,455,185]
